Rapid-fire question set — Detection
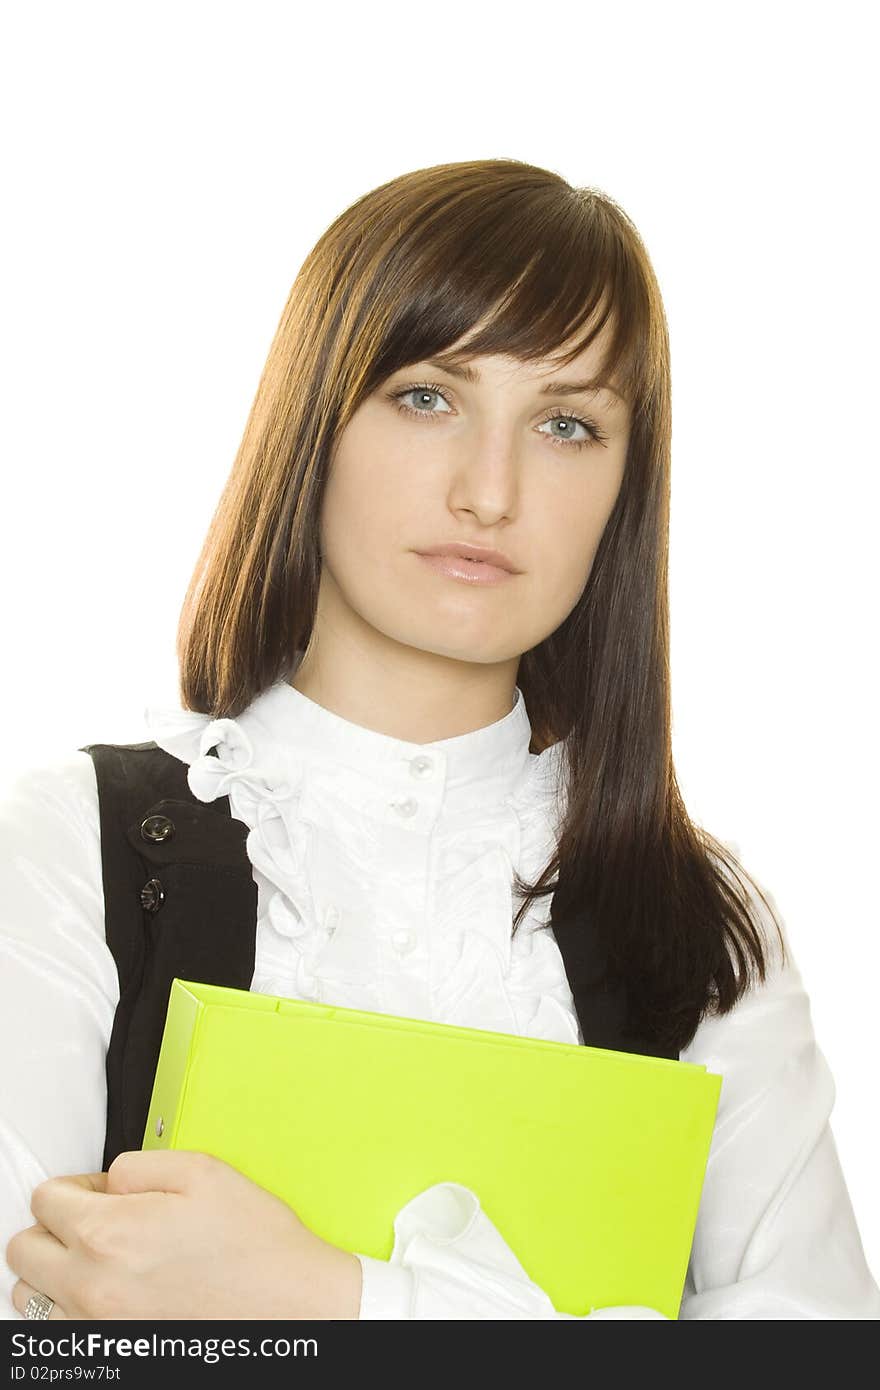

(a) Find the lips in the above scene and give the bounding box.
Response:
[414,551,517,586]
[415,543,519,573]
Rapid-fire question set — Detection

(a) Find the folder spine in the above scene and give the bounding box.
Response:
[141,978,206,1152]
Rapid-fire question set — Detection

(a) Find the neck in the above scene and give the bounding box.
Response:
[289,638,520,744]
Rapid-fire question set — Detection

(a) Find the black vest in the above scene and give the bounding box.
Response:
[79,740,679,1171]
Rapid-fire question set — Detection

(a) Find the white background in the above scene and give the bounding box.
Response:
[1,1,877,1290]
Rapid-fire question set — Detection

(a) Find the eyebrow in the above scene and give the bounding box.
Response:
[421,356,625,405]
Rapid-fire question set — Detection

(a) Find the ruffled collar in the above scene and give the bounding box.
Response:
[142,663,574,1040]
[143,663,539,819]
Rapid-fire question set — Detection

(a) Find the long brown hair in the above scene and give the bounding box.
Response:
[177,157,783,1052]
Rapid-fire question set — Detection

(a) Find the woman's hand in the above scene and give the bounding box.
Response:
[5,1149,362,1320]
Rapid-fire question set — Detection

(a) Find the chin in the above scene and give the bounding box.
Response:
[388,628,518,669]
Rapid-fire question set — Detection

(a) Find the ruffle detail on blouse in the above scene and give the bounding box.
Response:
[424,747,579,1042]
[144,693,580,1047]
[144,698,327,1002]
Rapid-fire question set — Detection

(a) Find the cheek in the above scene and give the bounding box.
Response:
[320,459,426,605]
[321,463,394,557]
[531,486,612,603]
[322,427,421,549]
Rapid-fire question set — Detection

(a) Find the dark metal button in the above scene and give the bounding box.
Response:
[141,815,175,843]
[139,878,165,913]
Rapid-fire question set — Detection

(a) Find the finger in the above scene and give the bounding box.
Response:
[30,1172,107,1207]
[29,1175,117,1249]
[6,1226,69,1318]
[106,1148,226,1196]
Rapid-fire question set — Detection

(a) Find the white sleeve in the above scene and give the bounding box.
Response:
[678,891,880,1319]
[355,882,880,1321]
[0,751,118,1320]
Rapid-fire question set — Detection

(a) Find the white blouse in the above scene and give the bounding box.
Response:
[0,675,878,1320]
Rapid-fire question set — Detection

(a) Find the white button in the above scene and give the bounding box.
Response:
[409,755,434,779]
[392,797,418,818]
[391,929,416,955]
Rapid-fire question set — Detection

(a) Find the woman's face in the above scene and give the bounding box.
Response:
[317,328,630,670]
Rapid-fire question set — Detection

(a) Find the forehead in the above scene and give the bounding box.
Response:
[419,346,625,408]
[424,314,625,405]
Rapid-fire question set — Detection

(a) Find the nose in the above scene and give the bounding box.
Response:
[446,423,521,527]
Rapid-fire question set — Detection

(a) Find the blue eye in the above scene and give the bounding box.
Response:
[387,381,608,452]
[392,384,453,417]
[536,411,606,450]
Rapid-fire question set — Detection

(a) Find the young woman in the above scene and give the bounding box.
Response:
[2,158,878,1321]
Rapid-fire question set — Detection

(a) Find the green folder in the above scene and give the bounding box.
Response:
[142,978,722,1319]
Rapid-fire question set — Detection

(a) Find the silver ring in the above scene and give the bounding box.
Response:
[24,1291,55,1320]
